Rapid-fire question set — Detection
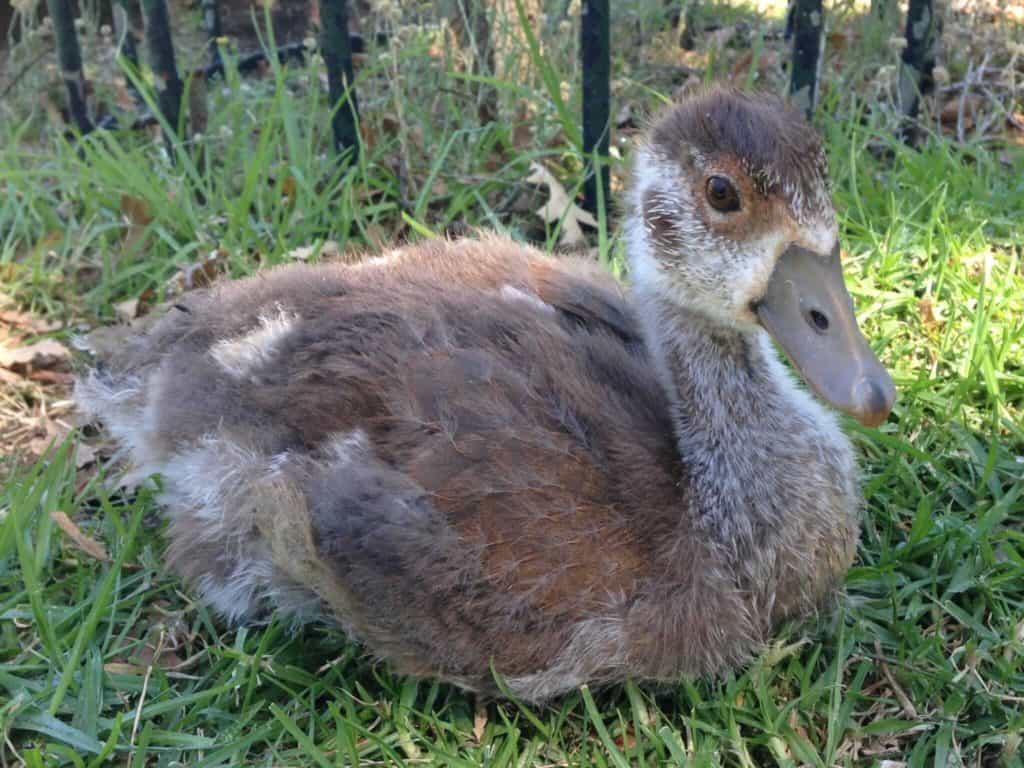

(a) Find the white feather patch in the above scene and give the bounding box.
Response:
[210,307,297,380]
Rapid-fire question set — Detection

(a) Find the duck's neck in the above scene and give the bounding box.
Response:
[634,286,854,547]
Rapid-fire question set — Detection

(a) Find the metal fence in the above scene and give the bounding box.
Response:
[27,0,937,213]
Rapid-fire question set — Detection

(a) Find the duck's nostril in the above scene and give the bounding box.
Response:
[808,309,830,332]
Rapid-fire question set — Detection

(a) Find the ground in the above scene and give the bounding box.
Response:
[1,0,1023,765]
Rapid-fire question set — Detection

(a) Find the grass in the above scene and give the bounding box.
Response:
[2,1,1024,765]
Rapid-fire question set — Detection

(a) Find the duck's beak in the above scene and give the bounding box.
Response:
[753,243,895,427]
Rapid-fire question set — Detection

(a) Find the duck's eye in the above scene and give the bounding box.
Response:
[705,176,740,213]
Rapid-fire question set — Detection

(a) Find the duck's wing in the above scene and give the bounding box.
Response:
[526,258,644,348]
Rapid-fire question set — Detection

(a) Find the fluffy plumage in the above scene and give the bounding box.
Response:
[76,88,891,701]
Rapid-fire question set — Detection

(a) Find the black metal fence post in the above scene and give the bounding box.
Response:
[141,0,184,147]
[320,0,359,160]
[201,0,224,72]
[787,0,823,119]
[897,0,937,138]
[580,0,609,216]
[46,0,94,133]
[112,0,145,106]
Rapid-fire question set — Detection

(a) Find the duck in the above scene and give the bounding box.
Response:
[75,88,895,702]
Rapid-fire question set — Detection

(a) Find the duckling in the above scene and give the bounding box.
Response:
[76,88,895,702]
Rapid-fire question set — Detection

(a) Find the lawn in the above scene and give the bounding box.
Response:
[1,1,1023,765]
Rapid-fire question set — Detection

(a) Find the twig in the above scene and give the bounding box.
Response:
[3,732,25,768]
[873,639,918,720]
[127,629,165,768]
[958,52,991,143]
[956,60,974,143]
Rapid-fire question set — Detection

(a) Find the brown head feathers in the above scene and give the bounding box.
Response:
[647,88,830,222]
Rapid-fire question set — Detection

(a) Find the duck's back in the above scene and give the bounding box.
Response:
[78,236,704,695]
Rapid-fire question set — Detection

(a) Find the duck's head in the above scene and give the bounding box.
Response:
[628,88,895,427]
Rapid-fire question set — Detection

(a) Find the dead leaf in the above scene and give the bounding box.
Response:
[114,297,142,323]
[75,443,98,469]
[288,245,314,261]
[473,700,488,743]
[787,709,811,741]
[281,175,297,199]
[0,338,70,371]
[287,240,340,262]
[0,309,63,334]
[167,249,228,295]
[511,100,536,153]
[363,224,389,252]
[431,179,449,198]
[526,162,598,248]
[939,94,982,134]
[120,194,153,227]
[918,297,942,330]
[49,509,110,562]
[707,25,736,50]
[135,640,185,670]
[826,30,854,53]
[28,369,75,385]
[1005,113,1024,147]
[613,726,637,751]
[112,287,156,323]
[730,50,754,83]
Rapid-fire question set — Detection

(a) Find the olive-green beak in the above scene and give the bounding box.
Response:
[754,243,895,427]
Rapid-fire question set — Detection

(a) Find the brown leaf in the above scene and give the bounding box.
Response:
[730,50,754,83]
[706,25,736,50]
[113,287,156,323]
[0,367,23,386]
[167,249,228,295]
[431,179,449,198]
[613,726,637,751]
[381,114,401,137]
[0,338,70,371]
[0,309,63,334]
[135,641,185,670]
[473,700,488,743]
[363,223,389,252]
[918,297,942,330]
[49,509,110,562]
[827,31,852,53]
[120,194,153,227]
[281,175,297,200]
[113,297,142,323]
[526,162,598,248]
[27,369,75,385]
[511,100,536,153]
[360,122,378,152]
[75,443,98,469]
